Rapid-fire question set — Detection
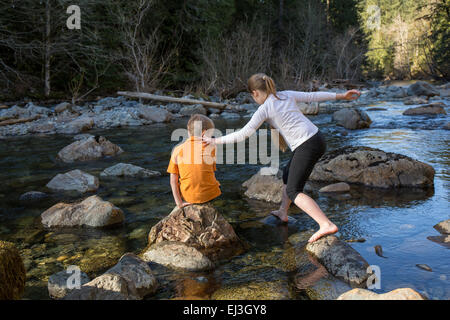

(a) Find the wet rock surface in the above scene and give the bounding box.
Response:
[332,108,372,129]
[46,169,99,193]
[337,288,426,300]
[41,195,124,228]
[242,167,284,203]
[310,146,435,188]
[147,204,244,262]
[100,163,161,178]
[0,241,26,300]
[64,253,157,300]
[306,235,370,286]
[57,136,123,163]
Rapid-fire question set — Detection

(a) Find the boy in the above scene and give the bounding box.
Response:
[167,114,221,208]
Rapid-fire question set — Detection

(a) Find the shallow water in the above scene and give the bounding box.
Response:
[0,99,449,299]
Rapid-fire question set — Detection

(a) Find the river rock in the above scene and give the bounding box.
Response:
[242,167,283,203]
[65,253,156,300]
[142,241,215,271]
[100,163,161,178]
[403,102,447,115]
[19,191,49,203]
[138,105,171,123]
[309,146,435,188]
[211,280,292,300]
[403,96,428,105]
[407,81,439,97]
[57,116,94,134]
[306,235,369,286]
[46,169,99,193]
[148,204,244,262]
[319,182,350,193]
[41,195,124,228]
[0,241,26,300]
[48,269,90,299]
[337,288,425,300]
[303,274,352,300]
[57,136,123,163]
[179,104,207,116]
[332,108,372,129]
[433,219,450,234]
[163,103,183,113]
[54,102,71,114]
[444,122,450,130]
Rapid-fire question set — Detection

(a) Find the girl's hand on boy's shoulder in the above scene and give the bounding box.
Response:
[202,136,215,146]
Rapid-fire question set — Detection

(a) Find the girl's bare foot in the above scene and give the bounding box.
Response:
[270,210,289,223]
[308,223,339,243]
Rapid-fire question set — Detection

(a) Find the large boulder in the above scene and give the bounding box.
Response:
[0,241,26,300]
[407,81,439,97]
[100,163,161,178]
[403,102,447,115]
[57,136,123,163]
[57,116,94,134]
[147,204,244,262]
[48,270,90,299]
[306,235,369,286]
[332,108,372,130]
[138,105,171,123]
[433,219,450,234]
[142,241,215,272]
[46,169,99,193]
[403,96,428,105]
[310,146,435,188]
[242,167,284,203]
[337,288,425,300]
[41,195,124,228]
[65,253,157,300]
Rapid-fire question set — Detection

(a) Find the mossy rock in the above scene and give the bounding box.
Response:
[0,241,26,299]
[211,281,292,300]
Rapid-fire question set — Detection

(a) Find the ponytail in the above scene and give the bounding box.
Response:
[248,73,288,152]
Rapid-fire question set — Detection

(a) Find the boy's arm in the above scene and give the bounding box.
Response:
[170,173,190,208]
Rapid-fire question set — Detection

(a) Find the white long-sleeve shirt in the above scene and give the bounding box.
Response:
[215,90,337,151]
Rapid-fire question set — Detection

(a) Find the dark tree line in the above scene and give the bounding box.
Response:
[0,0,447,101]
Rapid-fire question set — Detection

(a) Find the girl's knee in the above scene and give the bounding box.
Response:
[287,189,300,203]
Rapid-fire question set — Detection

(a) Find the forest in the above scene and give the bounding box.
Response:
[0,0,448,101]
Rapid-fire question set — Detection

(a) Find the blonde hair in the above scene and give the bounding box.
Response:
[187,114,214,137]
[248,73,288,152]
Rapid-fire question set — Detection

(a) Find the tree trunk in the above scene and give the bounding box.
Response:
[44,0,51,97]
[117,91,229,110]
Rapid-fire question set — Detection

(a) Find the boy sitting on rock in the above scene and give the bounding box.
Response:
[167,114,221,208]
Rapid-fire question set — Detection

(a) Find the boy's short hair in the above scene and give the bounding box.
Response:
[187,114,214,136]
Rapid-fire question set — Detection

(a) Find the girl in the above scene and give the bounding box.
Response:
[203,73,361,243]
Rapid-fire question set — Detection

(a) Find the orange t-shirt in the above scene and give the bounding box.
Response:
[167,136,221,204]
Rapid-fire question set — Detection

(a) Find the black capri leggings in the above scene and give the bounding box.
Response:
[282,130,326,202]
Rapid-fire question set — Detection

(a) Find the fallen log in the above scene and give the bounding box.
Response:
[0,105,10,110]
[0,115,40,127]
[117,91,228,110]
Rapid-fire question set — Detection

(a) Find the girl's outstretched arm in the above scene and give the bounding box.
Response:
[211,105,268,145]
[285,89,360,103]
